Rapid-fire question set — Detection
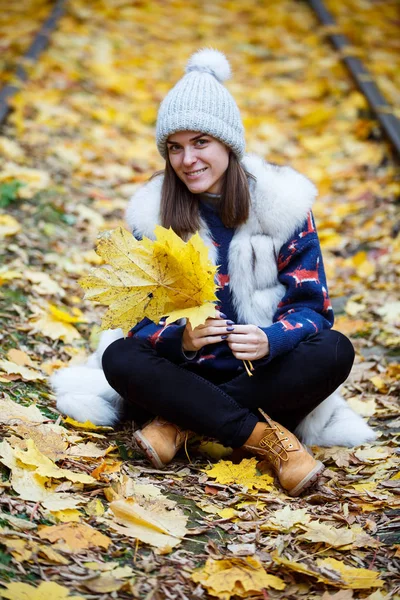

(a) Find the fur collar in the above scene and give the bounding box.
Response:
[125,154,317,245]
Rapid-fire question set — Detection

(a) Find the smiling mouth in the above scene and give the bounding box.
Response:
[185,167,208,176]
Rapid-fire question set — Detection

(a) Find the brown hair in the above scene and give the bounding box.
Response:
[155,152,253,240]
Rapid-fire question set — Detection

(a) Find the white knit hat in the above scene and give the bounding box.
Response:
[156,48,245,160]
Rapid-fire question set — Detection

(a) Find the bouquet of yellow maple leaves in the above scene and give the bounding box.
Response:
[79,225,219,336]
[80,226,254,376]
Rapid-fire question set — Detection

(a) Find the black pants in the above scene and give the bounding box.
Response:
[102,330,354,448]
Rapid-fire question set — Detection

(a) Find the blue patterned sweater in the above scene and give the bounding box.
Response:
[128,195,334,375]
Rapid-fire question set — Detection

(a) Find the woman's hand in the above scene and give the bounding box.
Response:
[182,312,229,352]
[227,324,270,361]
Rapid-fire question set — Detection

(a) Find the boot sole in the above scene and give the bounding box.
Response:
[288,461,325,497]
[133,431,165,469]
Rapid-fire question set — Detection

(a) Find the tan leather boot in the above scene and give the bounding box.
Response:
[133,418,191,469]
[243,409,324,496]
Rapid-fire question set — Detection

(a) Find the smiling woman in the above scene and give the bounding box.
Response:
[54,48,376,498]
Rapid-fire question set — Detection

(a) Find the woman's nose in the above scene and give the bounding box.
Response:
[182,148,196,166]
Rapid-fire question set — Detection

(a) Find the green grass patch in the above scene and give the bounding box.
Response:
[1,288,28,306]
[0,181,24,208]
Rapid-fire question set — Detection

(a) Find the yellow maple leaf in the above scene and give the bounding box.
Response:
[0,136,24,160]
[354,446,392,462]
[84,499,106,517]
[369,375,388,393]
[28,307,81,343]
[261,505,311,531]
[0,268,21,285]
[205,458,274,491]
[0,536,34,561]
[272,552,383,589]
[67,441,113,458]
[347,481,378,493]
[334,315,370,336]
[345,299,366,316]
[38,545,70,564]
[0,440,82,511]
[298,106,336,128]
[25,270,65,296]
[50,508,82,523]
[79,225,218,335]
[13,439,95,484]
[0,534,70,565]
[346,397,377,417]
[38,522,111,552]
[110,497,188,538]
[192,556,285,599]
[197,440,233,460]
[316,557,384,589]
[1,581,85,600]
[216,507,238,520]
[298,520,356,547]
[105,497,187,551]
[0,214,21,237]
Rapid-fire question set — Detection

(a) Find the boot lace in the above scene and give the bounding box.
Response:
[255,408,292,462]
[257,427,289,462]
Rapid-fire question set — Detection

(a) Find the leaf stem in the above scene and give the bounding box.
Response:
[243,360,255,377]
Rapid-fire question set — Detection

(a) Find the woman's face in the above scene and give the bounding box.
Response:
[167,131,230,194]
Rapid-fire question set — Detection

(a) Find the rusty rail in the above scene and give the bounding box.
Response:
[308,0,400,157]
[0,0,67,124]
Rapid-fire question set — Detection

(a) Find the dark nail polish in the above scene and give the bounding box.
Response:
[219,312,227,319]
[226,327,235,332]
[226,320,234,325]
[221,334,228,339]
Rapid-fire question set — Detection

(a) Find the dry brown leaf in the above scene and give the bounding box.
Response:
[38,522,111,552]
[0,397,46,424]
[0,359,46,382]
[9,423,68,461]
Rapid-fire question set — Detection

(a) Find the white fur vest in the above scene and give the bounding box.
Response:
[125,154,317,327]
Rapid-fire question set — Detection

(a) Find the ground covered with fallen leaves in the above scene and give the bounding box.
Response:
[0,1,399,599]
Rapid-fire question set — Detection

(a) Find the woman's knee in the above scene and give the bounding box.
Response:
[322,329,355,383]
[102,338,128,383]
[102,336,153,384]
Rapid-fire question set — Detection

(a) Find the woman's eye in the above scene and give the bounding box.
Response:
[169,145,180,152]
[196,139,208,146]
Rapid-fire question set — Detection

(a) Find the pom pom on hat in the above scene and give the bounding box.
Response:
[185,48,231,83]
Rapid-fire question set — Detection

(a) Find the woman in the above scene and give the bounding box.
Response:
[100,49,356,497]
